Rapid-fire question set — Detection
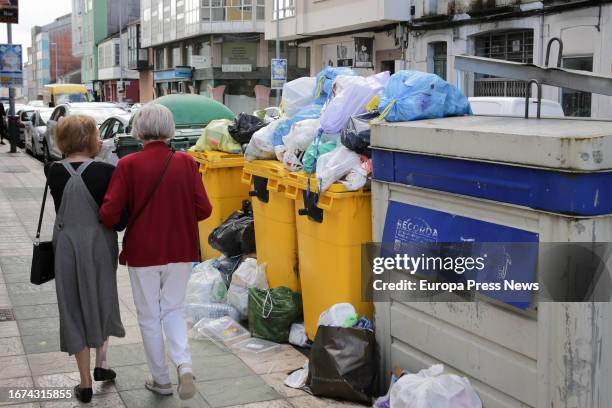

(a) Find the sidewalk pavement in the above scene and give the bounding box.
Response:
[0,146,361,408]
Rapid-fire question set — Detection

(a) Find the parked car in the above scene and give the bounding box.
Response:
[16,107,36,147]
[24,108,54,159]
[98,113,132,166]
[43,102,129,162]
[468,97,565,118]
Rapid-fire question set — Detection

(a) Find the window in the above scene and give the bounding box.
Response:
[256,0,264,20]
[114,43,120,66]
[273,0,295,19]
[474,30,533,97]
[430,42,447,80]
[172,47,182,67]
[561,56,593,117]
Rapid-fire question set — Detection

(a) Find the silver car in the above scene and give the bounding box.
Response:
[24,108,54,159]
[44,102,129,162]
[16,108,36,147]
[98,113,132,166]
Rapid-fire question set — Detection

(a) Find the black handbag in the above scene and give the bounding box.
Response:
[31,180,54,285]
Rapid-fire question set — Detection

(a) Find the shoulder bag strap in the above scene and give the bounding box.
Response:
[35,181,50,242]
[128,150,175,229]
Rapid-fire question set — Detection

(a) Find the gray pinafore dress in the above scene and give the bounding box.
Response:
[53,160,125,355]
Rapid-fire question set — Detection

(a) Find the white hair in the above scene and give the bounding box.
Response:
[131,103,175,141]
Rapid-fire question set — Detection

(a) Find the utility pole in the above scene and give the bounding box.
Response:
[118,3,124,102]
[7,23,16,153]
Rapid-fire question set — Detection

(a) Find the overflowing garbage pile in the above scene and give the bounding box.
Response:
[189,67,471,194]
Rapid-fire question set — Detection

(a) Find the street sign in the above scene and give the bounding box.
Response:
[0,0,18,24]
[271,58,287,89]
[0,44,22,88]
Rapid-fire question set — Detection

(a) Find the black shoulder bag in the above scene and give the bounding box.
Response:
[31,180,54,285]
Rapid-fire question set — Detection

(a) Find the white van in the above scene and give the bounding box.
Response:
[469,97,565,118]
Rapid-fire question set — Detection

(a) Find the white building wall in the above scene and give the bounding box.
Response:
[406,5,612,119]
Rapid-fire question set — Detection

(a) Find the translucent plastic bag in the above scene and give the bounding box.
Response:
[378,70,472,122]
[320,72,389,134]
[282,119,321,171]
[185,260,227,304]
[317,303,358,328]
[316,146,362,193]
[244,119,280,160]
[302,140,336,174]
[192,118,242,154]
[314,66,357,99]
[192,316,250,344]
[281,77,317,118]
[227,259,268,318]
[272,102,324,146]
[390,365,482,408]
[185,302,241,324]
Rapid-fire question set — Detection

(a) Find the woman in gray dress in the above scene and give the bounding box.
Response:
[45,115,125,403]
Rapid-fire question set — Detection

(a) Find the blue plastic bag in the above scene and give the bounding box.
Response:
[377,70,472,122]
[272,101,324,146]
[314,66,357,99]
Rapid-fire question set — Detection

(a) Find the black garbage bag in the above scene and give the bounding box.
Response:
[340,111,379,158]
[212,255,243,287]
[208,201,256,257]
[308,326,378,404]
[228,113,266,145]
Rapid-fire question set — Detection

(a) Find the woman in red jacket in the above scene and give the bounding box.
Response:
[100,104,212,400]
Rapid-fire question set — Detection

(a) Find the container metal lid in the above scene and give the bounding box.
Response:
[372,116,612,171]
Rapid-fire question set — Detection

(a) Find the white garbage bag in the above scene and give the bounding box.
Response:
[288,323,309,347]
[281,77,317,118]
[282,119,321,171]
[185,260,227,304]
[317,303,358,328]
[316,146,362,193]
[390,365,482,408]
[227,259,268,318]
[340,165,368,191]
[245,120,280,160]
[319,71,390,134]
[284,362,309,389]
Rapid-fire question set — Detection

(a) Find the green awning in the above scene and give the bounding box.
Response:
[153,94,234,127]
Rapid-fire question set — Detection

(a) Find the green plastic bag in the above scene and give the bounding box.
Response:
[193,119,242,154]
[302,140,336,173]
[248,286,302,343]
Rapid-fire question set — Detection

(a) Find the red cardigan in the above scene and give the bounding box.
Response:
[100,141,212,267]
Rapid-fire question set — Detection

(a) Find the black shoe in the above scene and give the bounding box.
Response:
[73,385,93,403]
[93,367,116,382]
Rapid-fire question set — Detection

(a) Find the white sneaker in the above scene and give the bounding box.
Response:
[145,377,173,396]
[177,364,197,400]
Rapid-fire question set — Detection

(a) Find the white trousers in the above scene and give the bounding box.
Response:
[128,262,192,384]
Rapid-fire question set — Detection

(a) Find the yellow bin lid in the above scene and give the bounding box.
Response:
[242,160,290,192]
[188,150,246,171]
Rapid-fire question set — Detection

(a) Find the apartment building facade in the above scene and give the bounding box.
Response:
[401,0,612,118]
[265,0,410,76]
[29,14,82,101]
[97,30,141,103]
[71,0,140,100]
[138,0,308,112]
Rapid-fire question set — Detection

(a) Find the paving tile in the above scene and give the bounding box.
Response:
[0,355,30,379]
[119,388,210,408]
[0,403,40,408]
[12,305,59,321]
[0,321,19,338]
[197,375,280,408]
[226,400,293,408]
[17,318,59,338]
[21,333,61,354]
[8,291,57,307]
[260,372,309,398]
[0,376,35,407]
[240,354,307,376]
[2,272,33,284]
[39,392,124,408]
[108,325,142,346]
[0,256,33,273]
[0,337,24,356]
[34,372,116,396]
[188,340,229,360]
[27,352,86,376]
[287,396,365,408]
[106,344,147,368]
[191,354,253,382]
[111,364,151,392]
[6,282,55,297]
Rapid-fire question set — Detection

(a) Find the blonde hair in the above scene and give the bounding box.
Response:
[55,115,99,156]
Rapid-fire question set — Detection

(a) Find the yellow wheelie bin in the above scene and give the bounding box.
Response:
[285,172,372,340]
[188,151,251,259]
[242,160,300,292]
